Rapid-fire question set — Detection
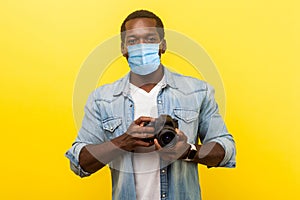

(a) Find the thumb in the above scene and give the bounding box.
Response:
[154,139,162,150]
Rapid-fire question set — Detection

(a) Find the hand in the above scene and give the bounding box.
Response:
[111,116,155,152]
[154,128,190,162]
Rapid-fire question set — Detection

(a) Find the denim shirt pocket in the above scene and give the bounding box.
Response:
[102,117,123,139]
[173,108,198,123]
[173,108,199,142]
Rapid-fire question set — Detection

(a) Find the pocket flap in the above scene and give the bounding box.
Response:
[102,117,122,133]
[174,108,198,123]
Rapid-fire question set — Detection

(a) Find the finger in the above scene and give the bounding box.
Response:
[131,133,155,139]
[175,128,182,134]
[135,140,153,147]
[140,126,155,133]
[130,126,155,135]
[175,128,187,141]
[129,122,154,131]
[134,116,153,125]
[154,139,162,150]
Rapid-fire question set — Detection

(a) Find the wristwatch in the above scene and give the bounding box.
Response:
[184,143,197,161]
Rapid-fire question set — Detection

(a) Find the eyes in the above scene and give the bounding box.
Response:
[126,36,160,46]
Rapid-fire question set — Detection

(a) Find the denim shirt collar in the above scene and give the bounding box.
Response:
[112,66,178,97]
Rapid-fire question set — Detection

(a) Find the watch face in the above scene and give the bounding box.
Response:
[188,149,197,159]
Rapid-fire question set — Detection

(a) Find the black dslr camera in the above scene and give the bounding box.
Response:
[143,114,178,147]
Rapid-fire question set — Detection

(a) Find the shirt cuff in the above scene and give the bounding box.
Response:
[210,137,236,168]
[65,142,92,177]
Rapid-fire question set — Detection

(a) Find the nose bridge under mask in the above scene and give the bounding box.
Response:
[127,41,161,52]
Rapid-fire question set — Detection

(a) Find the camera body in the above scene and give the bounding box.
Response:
[143,114,178,147]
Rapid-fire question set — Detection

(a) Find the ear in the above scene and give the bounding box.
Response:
[160,39,167,54]
[121,43,128,57]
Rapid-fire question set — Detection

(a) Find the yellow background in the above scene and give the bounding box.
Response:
[1,0,299,199]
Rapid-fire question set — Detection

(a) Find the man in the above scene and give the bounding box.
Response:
[66,10,236,200]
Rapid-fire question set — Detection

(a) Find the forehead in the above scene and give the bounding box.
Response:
[124,18,158,37]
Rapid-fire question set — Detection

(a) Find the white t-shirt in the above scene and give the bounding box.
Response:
[130,77,165,200]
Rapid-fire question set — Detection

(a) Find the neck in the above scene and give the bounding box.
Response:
[130,65,164,92]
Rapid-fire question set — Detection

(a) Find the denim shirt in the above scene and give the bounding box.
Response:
[65,67,236,200]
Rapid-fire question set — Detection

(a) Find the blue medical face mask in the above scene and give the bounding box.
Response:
[127,43,161,75]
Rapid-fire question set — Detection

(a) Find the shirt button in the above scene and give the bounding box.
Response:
[161,169,166,173]
[157,100,162,104]
[162,194,166,198]
[110,127,113,131]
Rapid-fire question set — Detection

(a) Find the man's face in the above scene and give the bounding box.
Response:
[121,18,166,56]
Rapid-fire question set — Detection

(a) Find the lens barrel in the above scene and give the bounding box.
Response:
[155,115,178,147]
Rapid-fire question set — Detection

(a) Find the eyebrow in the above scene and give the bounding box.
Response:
[126,32,158,38]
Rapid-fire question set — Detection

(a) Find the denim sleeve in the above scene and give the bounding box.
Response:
[198,83,236,168]
[65,90,105,177]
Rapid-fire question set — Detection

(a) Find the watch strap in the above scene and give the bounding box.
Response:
[184,143,197,161]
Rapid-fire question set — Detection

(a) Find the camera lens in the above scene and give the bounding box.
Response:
[152,114,179,147]
[157,127,176,147]
[161,132,175,144]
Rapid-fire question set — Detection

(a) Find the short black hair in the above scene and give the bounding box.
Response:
[120,10,165,43]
